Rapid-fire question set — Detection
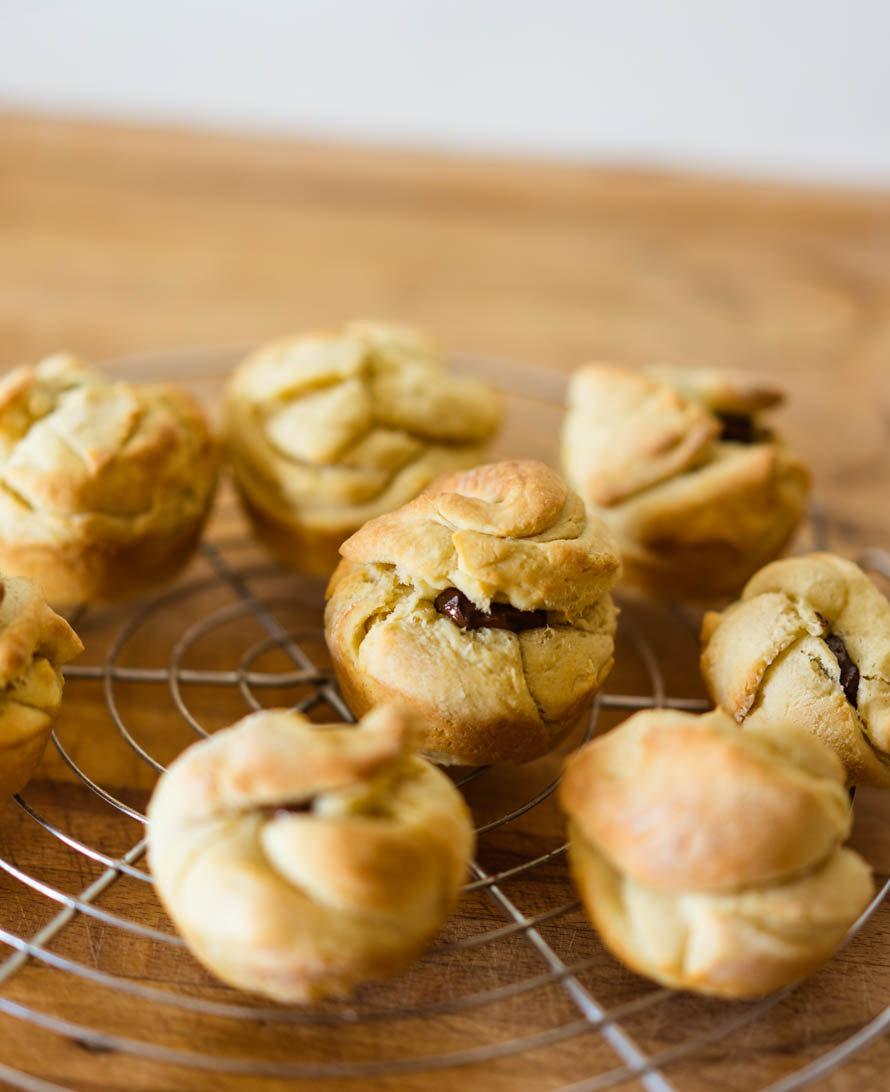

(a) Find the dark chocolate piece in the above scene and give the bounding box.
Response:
[717,412,757,445]
[434,587,547,632]
[263,799,315,819]
[825,633,860,709]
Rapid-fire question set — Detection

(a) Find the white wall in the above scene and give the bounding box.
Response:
[2,0,889,185]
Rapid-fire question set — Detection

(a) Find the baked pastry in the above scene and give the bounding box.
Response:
[147,705,473,1002]
[560,363,810,598]
[0,353,219,603]
[0,574,83,802]
[560,708,873,998]
[224,320,502,576]
[325,460,621,765]
[701,553,890,787]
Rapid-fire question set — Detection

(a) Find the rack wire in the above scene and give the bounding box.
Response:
[0,534,886,1092]
[0,348,887,1091]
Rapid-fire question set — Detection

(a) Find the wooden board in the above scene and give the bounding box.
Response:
[0,113,889,1092]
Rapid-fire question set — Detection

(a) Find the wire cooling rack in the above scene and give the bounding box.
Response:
[0,533,887,1092]
[0,348,887,1092]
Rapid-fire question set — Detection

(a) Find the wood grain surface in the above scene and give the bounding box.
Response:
[0,112,889,1092]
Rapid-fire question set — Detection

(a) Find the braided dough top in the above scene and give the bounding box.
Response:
[701,553,890,783]
[338,459,621,616]
[147,705,473,998]
[0,354,218,537]
[224,321,502,525]
[0,573,83,748]
[154,703,420,824]
[560,708,851,893]
[563,363,789,507]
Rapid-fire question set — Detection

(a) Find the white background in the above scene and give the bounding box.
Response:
[2,0,889,185]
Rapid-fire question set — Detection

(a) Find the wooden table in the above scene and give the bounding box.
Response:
[0,112,889,1092]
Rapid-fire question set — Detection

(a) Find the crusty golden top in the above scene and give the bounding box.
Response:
[0,573,82,751]
[148,704,473,939]
[563,363,787,506]
[563,365,718,505]
[702,553,890,758]
[0,574,83,687]
[338,459,621,615]
[224,321,502,521]
[0,354,217,525]
[644,365,784,415]
[560,708,850,893]
[159,704,414,825]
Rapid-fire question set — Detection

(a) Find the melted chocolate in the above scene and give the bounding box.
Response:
[717,412,757,444]
[825,633,860,709]
[434,587,547,632]
[263,799,315,820]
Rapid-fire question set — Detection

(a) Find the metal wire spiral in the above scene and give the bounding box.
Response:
[0,537,885,1091]
[0,340,886,1091]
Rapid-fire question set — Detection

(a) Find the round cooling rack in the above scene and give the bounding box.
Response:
[0,348,888,1092]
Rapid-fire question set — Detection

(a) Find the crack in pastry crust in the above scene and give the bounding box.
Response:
[224,321,502,575]
[701,552,890,787]
[0,574,82,801]
[560,363,810,598]
[0,354,219,603]
[325,460,621,765]
[146,705,474,1003]
[559,708,873,998]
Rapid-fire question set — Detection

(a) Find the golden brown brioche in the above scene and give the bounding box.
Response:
[147,705,473,1002]
[701,553,890,787]
[561,363,810,599]
[560,708,872,998]
[0,574,83,802]
[325,460,621,765]
[644,365,784,417]
[224,321,502,576]
[0,354,219,604]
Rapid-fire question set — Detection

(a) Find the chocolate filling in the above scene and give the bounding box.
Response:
[824,633,860,709]
[263,799,315,820]
[434,587,547,632]
[717,412,757,445]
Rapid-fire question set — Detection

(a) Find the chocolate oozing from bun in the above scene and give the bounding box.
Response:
[434,587,548,632]
[265,800,315,819]
[716,412,774,446]
[825,634,860,709]
[701,553,890,787]
[717,412,756,444]
[814,611,860,709]
[561,364,809,598]
[326,459,621,765]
